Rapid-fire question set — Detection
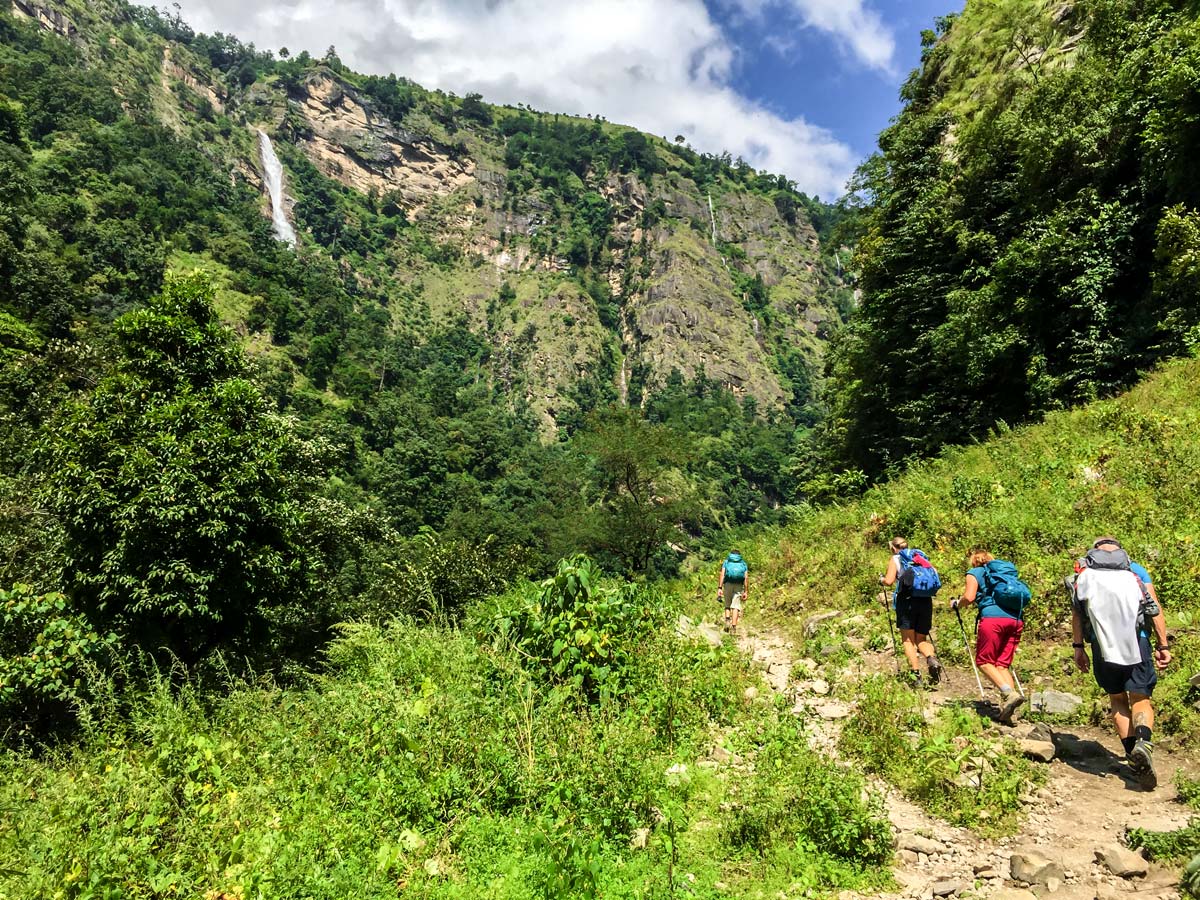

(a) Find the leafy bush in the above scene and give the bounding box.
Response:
[726,717,892,874]
[493,556,667,702]
[0,584,113,734]
[34,274,335,665]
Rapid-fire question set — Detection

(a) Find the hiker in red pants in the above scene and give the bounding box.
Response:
[952,549,1029,723]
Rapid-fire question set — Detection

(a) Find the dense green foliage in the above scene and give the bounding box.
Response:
[0,576,892,898]
[824,0,1200,476]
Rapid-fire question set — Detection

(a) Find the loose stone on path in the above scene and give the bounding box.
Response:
[1094,845,1148,879]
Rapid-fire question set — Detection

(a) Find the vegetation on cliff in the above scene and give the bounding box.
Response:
[823,0,1200,478]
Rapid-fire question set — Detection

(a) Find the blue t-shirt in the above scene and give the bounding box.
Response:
[1130,561,1152,584]
[967,566,1020,620]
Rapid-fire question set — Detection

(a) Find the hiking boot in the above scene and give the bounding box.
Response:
[1129,739,1158,790]
[998,692,1026,724]
[926,656,943,686]
[905,669,924,689]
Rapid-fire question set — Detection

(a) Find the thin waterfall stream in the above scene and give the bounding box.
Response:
[257,129,297,249]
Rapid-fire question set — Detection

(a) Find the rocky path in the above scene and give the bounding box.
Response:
[732,621,1194,900]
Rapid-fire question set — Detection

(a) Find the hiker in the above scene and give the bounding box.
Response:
[951,549,1028,723]
[1069,537,1171,789]
[718,551,749,633]
[879,536,943,687]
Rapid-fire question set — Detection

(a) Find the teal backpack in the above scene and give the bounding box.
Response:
[981,560,1032,618]
[723,553,748,583]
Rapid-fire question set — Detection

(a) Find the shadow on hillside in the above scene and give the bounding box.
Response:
[1053,730,1143,790]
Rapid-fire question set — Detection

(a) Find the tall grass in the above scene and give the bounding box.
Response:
[0,591,891,898]
[701,356,1200,738]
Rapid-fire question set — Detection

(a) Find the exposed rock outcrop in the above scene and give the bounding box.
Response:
[11,0,75,37]
[292,72,474,212]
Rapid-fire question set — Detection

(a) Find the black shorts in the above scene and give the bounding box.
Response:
[896,596,933,635]
[1092,634,1158,697]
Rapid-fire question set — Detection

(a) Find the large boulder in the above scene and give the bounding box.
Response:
[1010,849,1065,886]
[1095,845,1148,878]
[1029,691,1083,716]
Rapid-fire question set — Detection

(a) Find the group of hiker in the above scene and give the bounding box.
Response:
[717,535,1173,790]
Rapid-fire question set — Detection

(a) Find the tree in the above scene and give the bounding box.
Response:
[575,407,697,575]
[36,274,331,662]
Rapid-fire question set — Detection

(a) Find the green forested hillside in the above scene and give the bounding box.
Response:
[0,0,856,715]
[823,0,1200,477]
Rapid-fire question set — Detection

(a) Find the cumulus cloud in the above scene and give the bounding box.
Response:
[149,0,881,197]
[730,0,896,73]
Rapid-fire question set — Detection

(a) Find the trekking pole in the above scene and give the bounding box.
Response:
[955,605,986,700]
[1010,656,1025,697]
[880,591,902,675]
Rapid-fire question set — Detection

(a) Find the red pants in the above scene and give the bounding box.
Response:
[976,617,1023,668]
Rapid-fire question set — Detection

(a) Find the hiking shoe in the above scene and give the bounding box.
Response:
[1129,739,1157,790]
[998,692,1026,724]
[926,656,943,686]
[905,669,924,689]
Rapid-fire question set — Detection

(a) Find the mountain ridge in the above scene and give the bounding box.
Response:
[16,0,851,433]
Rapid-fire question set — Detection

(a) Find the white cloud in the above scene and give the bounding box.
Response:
[150,0,870,197]
[728,0,896,73]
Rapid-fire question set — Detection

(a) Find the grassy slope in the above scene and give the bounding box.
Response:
[686,355,1200,738]
[0,610,894,898]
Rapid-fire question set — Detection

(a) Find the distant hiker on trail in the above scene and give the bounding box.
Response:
[1068,537,1171,790]
[951,549,1029,723]
[879,537,943,687]
[718,551,748,633]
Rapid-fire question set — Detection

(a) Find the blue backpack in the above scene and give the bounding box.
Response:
[723,553,748,583]
[981,559,1032,618]
[898,549,942,598]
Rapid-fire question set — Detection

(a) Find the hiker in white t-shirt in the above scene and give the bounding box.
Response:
[1069,537,1171,790]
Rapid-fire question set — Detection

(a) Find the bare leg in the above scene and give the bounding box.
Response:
[900,629,922,670]
[979,663,1015,691]
[730,608,742,630]
[916,636,935,658]
[1130,693,1154,731]
[1110,692,1132,740]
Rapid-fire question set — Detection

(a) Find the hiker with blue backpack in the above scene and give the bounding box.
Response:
[878,537,943,687]
[950,549,1030,723]
[718,551,749,633]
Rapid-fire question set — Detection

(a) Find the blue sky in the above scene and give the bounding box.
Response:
[153,0,965,198]
[715,0,964,178]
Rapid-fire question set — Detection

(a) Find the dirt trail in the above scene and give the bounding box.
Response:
[734,621,1193,900]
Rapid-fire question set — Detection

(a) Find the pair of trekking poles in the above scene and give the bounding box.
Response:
[880,593,1023,699]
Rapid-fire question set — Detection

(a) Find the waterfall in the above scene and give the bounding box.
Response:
[257,129,296,249]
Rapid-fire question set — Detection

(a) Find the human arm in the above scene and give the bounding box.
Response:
[742,573,749,599]
[1147,583,1171,669]
[953,573,980,610]
[1071,607,1089,672]
[879,556,899,588]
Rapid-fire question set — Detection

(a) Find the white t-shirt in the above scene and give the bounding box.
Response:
[1077,568,1143,666]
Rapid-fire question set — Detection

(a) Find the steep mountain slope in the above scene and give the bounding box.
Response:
[822,0,1200,477]
[720,353,1200,735]
[11,0,846,434]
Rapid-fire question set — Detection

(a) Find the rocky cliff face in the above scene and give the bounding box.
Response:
[290,73,474,212]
